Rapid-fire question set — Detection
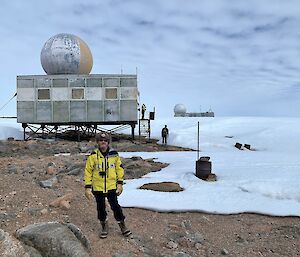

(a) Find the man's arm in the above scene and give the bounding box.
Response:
[115,156,124,185]
[84,154,95,188]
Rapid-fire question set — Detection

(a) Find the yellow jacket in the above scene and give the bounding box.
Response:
[84,148,124,192]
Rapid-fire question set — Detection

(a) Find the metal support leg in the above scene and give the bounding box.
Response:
[131,124,135,141]
[22,123,27,141]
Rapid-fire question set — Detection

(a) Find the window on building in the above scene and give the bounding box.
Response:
[38,89,50,100]
[72,88,84,99]
[105,88,118,99]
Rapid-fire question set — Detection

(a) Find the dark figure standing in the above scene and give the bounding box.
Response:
[84,132,132,238]
[141,103,146,119]
[161,125,169,145]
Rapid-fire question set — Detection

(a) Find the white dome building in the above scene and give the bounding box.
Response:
[174,104,187,117]
[41,33,93,75]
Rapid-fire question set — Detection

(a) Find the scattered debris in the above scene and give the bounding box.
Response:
[244,144,251,150]
[235,142,243,150]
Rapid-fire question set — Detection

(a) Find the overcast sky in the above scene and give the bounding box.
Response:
[1,0,300,118]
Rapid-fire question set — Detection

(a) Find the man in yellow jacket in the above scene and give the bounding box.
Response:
[84,132,131,238]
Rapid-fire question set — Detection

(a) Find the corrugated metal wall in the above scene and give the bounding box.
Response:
[17,74,138,124]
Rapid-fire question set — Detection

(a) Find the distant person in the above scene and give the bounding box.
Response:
[161,125,169,145]
[84,132,132,239]
[141,103,146,119]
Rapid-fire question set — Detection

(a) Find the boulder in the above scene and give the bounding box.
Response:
[0,229,30,257]
[16,222,90,257]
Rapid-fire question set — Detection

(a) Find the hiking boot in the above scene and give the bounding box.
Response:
[99,220,108,239]
[118,221,132,237]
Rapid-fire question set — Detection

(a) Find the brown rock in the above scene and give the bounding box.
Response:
[60,200,71,210]
[40,208,48,215]
[49,193,73,209]
[139,182,184,192]
[46,166,56,175]
[203,173,217,182]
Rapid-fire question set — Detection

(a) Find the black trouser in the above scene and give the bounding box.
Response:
[162,136,167,144]
[93,190,125,222]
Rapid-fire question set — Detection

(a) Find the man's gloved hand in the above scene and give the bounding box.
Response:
[116,184,123,196]
[85,188,93,200]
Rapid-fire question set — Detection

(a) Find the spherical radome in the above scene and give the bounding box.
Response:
[174,104,187,114]
[40,33,93,75]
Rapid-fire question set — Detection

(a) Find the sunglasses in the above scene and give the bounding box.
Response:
[98,139,108,142]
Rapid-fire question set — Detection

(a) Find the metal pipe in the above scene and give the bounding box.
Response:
[197,121,200,160]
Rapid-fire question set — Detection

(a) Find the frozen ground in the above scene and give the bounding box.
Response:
[1,116,300,216]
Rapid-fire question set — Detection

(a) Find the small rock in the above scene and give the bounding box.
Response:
[39,176,58,188]
[166,240,178,249]
[49,193,73,209]
[174,252,193,257]
[177,236,194,248]
[195,242,203,250]
[46,166,56,175]
[22,167,34,174]
[40,208,48,215]
[7,166,18,174]
[112,252,136,257]
[67,168,82,176]
[0,212,17,221]
[221,248,229,255]
[187,232,205,244]
[0,229,5,241]
[181,220,192,230]
[131,156,143,161]
[27,208,42,217]
[47,162,56,167]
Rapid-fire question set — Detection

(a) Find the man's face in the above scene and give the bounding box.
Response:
[97,138,109,152]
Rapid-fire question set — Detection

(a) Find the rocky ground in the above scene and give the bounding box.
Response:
[0,136,299,257]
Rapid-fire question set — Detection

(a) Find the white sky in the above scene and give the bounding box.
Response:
[1,116,300,216]
[1,0,300,118]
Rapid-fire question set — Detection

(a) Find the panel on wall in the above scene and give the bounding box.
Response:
[36,78,51,88]
[53,78,68,87]
[17,88,35,101]
[69,78,85,87]
[103,78,119,87]
[53,101,69,122]
[17,78,34,88]
[120,78,137,87]
[86,87,102,100]
[87,78,102,87]
[36,101,52,122]
[120,88,137,100]
[17,101,35,123]
[52,88,69,101]
[70,101,86,122]
[87,101,103,122]
[104,100,119,121]
[120,100,137,121]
